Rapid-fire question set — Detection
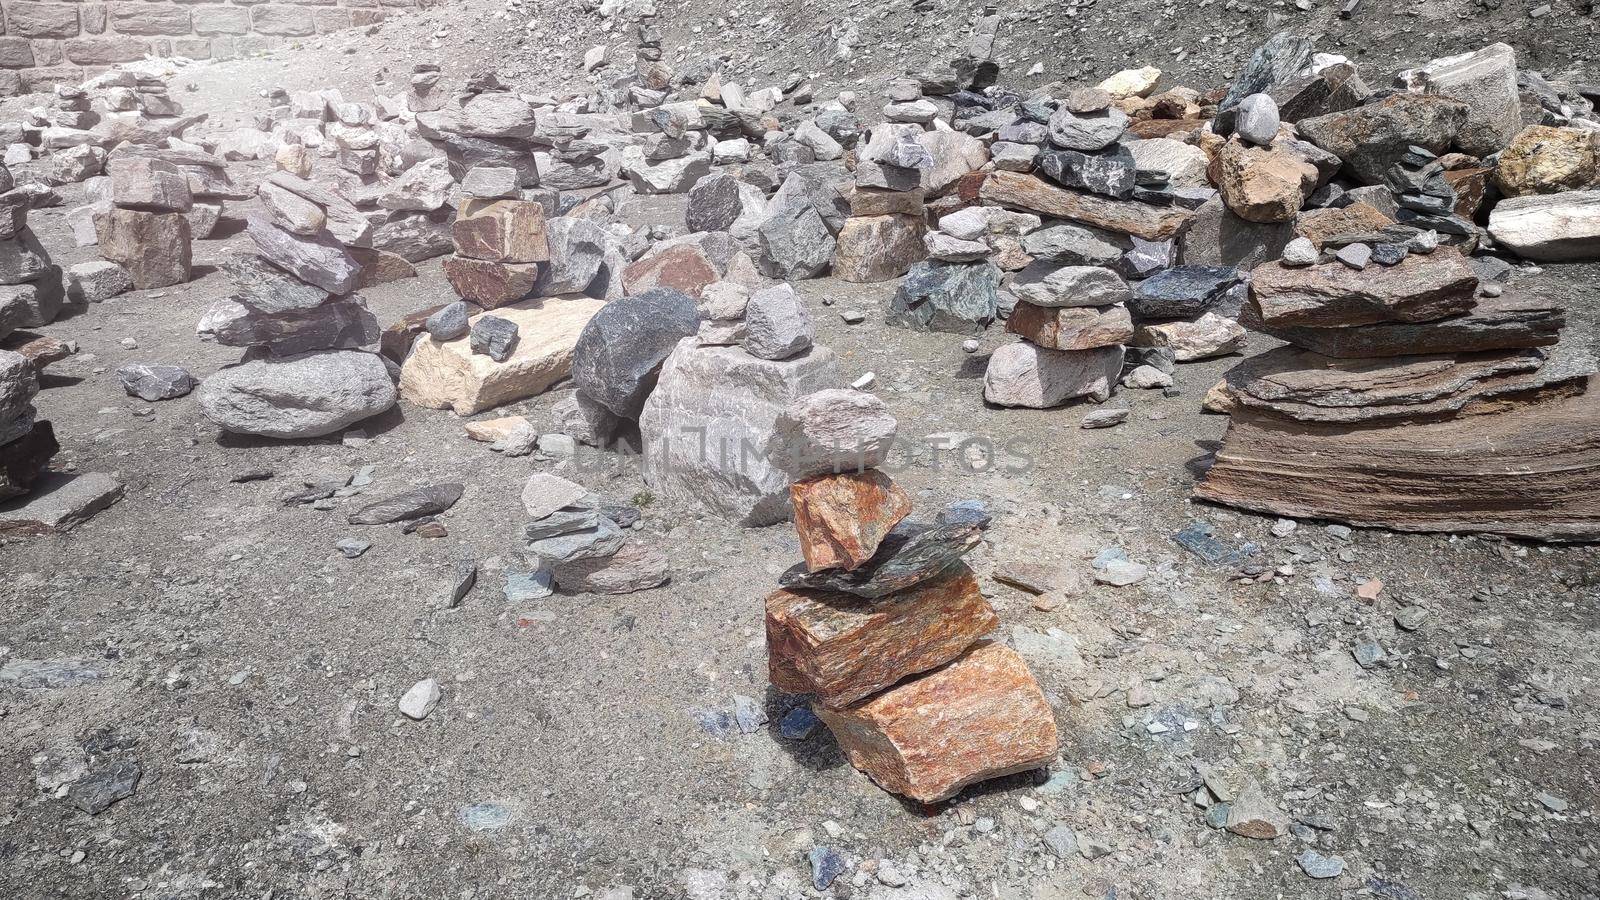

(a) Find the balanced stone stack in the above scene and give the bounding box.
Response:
[0,161,66,333]
[0,349,58,502]
[1125,265,1249,368]
[400,198,609,416]
[521,473,669,596]
[95,156,192,290]
[196,181,397,440]
[763,393,1059,802]
[1196,246,1600,539]
[625,104,711,196]
[834,122,931,284]
[982,259,1128,409]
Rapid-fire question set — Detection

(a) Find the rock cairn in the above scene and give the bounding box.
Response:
[763,391,1058,803]
[196,177,397,440]
[0,161,65,335]
[520,473,669,596]
[95,155,192,290]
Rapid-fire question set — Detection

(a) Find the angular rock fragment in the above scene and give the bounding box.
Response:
[769,388,898,478]
[95,209,191,290]
[983,342,1124,408]
[744,284,814,361]
[1128,265,1243,320]
[1295,94,1469,185]
[571,288,701,419]
[833,215,927,283]
[768,565,996,708]
[1244,294,1563,358]
[452,199,550,263]
[1134,313,1247,361]
[1248,251,1479,327]
[779,520,984,598]
[790,470,914,573]
[980,172,1192,241]
[198,296,380,356]
[1009,263,1129,309]
[888,261,1000,334]
[349,483,464,525]
[1486,190,1600,262]
[814,641,1058,803]
[246,217,361,295]
[1006,302,1133,350]
[0,471,124,536]
[549,540,671,595]
[441,257,541,308]
[118,363,197,401]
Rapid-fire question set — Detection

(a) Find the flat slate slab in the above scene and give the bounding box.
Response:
[0,472,124,535]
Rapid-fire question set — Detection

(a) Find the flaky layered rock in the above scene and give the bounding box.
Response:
[1248,251,1479,327]
[978,171,1192,240]
[1243,293,1563,358]
[767,566,996,707]
[814,641,1059,802]
[1487,191,1600,263]
[790,470,914,573]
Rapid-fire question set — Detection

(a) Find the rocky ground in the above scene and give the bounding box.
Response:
[2,2,1599,900]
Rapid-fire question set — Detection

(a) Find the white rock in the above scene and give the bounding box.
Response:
[398,678,441,720]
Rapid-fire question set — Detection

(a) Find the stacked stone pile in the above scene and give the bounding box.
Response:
[398,197,613,416]
[1197,242,1598,538]
[0,348,57,502]
[94,155,192,290]
[983,259,1129,409]
[0,161,66,333]
[763,392,1058,803]
[196,180,396,440]
[518,472,670,595]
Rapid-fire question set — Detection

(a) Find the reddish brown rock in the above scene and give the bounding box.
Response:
[0,332,73,370]
[1443,166,1492,219]
[1293,202,1394,248]
[94,208,191,289]
[452,198,551,263]
[1126,118,1207,139]
[979,171,1191,240]
[441,255,541,308]
[1248,250,1479,327]
[791,470,913,572]
[621,243,720,298]
[1006,302,1133,350]
[833,214,928,283]
[814,641,1059,802]
[766,566,998,709]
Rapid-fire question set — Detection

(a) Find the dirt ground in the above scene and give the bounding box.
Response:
[2,3,1599,898]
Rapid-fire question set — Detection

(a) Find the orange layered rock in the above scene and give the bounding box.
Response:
[453,199,551,264]
[815,642,1059,802]
[791,471,913,572]
[766,566,997,708]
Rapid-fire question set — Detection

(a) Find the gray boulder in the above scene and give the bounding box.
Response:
[743,284,814,361]
[117,363,197,401]
[198,350,397,439]
[888,261,1001,334]
[571,287,701,420]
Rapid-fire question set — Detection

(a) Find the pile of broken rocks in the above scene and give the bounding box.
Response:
[764,388,1060,803]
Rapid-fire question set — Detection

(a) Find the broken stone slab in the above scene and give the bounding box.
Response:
[627,152,711,195]
[349,483,464,525]
[549,540,671,595]
[833,214,928,283]
[790,470,914,573]
[400,296,604,416]
[95,208,191,290]
[687,172,768,236]
[778,519,985,598]
[1021,223,1129,266]
[198,295,381,356]
[247,217,361,295]
[1009,263,1129,309]
[1248,250,1479,327]
[1485,191,1600,262]
[520,473,589,519]
[264,171,373,247]
[441,256,541,309]
[1134,313,1248,361]
[1243,293,1563,358]
[979,172,1192,241]
[768,565,995,708]
[258,181,326,236]
[917,128,989,194]
[621,243,720,299]
[200,350,397,439]
[0,471,123,536]
[468,315,519,363]
[768,388,898,479]
[571,288,701,420]
[639,340,841,527]
[1196,385,1600,541]
[380,157,455,212]
[983,342,1124,408]
[888,260,1000,334]
[0,277,65,330]
[222,255,330,314]
[1006,302,1133,350]
[814,641,1058,803]
[372,211,454,263]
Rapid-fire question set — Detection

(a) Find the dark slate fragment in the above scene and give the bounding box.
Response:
[1127,265,1243,320]
[469,315,519,362]
[1038,147,1137,200]
[571,287,700,420]
[778,521,985,599]
[68,759,141,815]
[348,483,465,525]
[887,260,1001,335]
[117,363,196,401]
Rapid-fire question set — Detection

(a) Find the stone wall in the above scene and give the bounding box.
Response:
[0,0,423,96]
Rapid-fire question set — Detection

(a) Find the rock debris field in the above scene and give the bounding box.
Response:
[0,4,1598,900]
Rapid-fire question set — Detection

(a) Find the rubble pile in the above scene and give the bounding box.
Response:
[520,472,669,595]
[763,394,1058,802]
[195,175,396,440]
